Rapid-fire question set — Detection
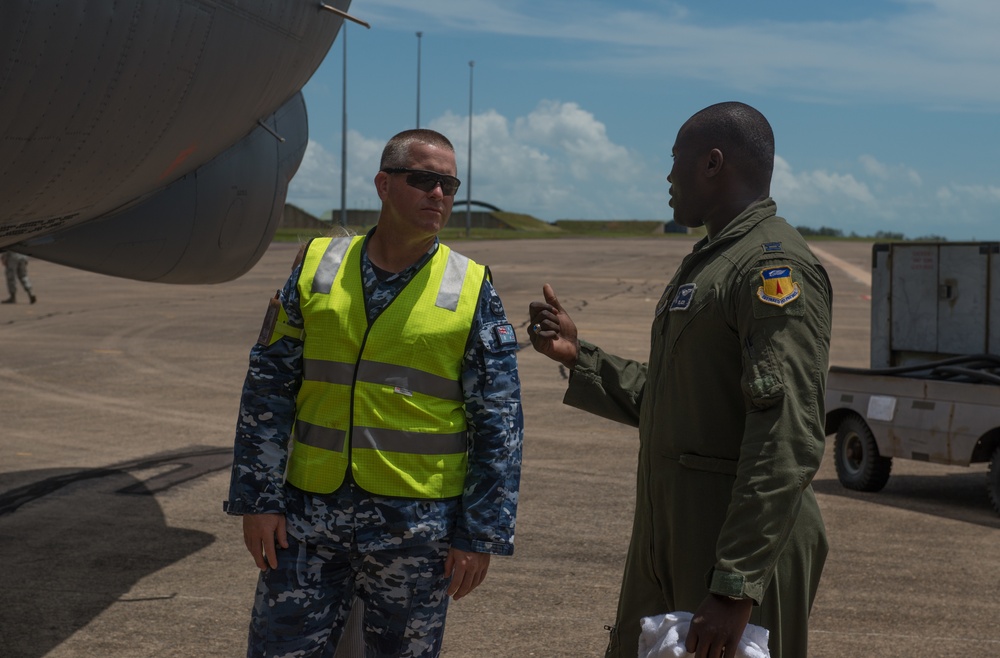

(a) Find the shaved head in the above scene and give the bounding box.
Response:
[682,102,774,191]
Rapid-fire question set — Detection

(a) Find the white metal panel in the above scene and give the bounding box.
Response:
[988,247,1000,354]
[937,244,989,354]
[889,244,938,353]
[870,244,893,368]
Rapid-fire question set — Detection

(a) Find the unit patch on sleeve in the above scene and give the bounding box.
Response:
[756,267,800,307]
[493,323,517,347]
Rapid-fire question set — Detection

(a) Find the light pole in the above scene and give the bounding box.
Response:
[415,32,422,128]
[339,24,347,227]
[465,60,474,238]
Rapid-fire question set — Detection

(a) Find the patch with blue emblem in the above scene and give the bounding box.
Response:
[669,283,697,311]
[757,267,800,306]
[493,323,517,347]
[762,241,784,253]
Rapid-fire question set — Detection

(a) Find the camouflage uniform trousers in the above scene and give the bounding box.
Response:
[4,252,32,298]
[248,495,452,658]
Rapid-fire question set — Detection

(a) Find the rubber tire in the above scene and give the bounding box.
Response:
[988,445,1000,517]
[834,414,892,492]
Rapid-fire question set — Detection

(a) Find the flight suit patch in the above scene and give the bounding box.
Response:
[655,285,675,317]
[762,241,784,254]
[756,267,800,307]
[668,283,696,311]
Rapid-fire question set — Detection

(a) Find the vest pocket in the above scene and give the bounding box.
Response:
[678,453,738,476]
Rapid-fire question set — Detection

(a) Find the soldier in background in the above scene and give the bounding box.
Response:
[227,128,524,658]
[2,251,37,304]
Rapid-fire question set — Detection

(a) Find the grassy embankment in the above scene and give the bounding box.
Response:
[273,212,700,242]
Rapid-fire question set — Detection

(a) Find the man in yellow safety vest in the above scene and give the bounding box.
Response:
[227,129,524,658]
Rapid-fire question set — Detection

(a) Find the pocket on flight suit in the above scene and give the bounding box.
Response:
[678,453,738,476]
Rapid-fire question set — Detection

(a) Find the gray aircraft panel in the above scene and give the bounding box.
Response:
[0,0,359,283]
[20,92,309,284]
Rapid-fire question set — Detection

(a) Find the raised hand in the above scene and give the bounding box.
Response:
[527,283,580,369]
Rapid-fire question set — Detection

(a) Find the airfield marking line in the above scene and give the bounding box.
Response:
[811,629,1000,644]
[809,245,872,288]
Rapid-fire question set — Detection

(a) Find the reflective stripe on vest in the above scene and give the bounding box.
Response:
[286,236,485,498]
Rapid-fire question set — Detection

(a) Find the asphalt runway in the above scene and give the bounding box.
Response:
[2,237,998,657]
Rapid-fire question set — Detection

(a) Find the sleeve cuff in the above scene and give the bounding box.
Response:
[707,569,759,603]
[223,497,285,516]
[451,536,514,556]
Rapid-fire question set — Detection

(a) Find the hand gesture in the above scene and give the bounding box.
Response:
[527,283,580,369]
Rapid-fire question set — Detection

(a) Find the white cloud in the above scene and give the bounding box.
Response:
[361,0,1000,108]
[287,133,387,216]
[289,101,662,221]
[772,155,876,207]
[773,152,1000,239]
[859,154,922,186]
[290,102,998,240]
[513,101,640,182]
[940,183,1000,203]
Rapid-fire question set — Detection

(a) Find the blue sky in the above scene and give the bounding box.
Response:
[287,0,1000,240]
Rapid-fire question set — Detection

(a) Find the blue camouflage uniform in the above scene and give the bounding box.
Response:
[226,231,523,658]
[2,251,34,302]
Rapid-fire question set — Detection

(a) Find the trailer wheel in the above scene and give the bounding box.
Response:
[988,446,1000,516]
[834,415,892,492]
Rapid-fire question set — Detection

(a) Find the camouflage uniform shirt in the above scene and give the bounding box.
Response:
[226,232,523,556]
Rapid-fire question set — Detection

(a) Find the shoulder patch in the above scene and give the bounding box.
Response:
[756,267,800,307]
[256,294,282,346]
[493,323,517,347]
[762,241,784,254]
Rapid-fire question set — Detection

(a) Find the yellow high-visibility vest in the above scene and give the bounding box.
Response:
[285,236,486,498]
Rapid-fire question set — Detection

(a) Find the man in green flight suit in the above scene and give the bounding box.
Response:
[528,102,831,658]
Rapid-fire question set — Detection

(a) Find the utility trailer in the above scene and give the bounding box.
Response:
[824,242,1000,515]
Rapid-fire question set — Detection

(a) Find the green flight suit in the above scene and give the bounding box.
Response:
[565,199,831,658]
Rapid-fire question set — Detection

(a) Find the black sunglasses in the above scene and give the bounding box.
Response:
[381,168,461,196]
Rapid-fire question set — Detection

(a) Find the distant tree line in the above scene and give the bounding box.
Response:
[795,226,948,242]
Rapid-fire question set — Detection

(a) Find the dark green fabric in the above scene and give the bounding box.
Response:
[565,199,831,658]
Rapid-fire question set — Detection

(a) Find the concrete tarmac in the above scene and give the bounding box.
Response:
[2,237,998,658]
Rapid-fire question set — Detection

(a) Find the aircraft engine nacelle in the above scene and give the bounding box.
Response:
[19,93,308,284]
